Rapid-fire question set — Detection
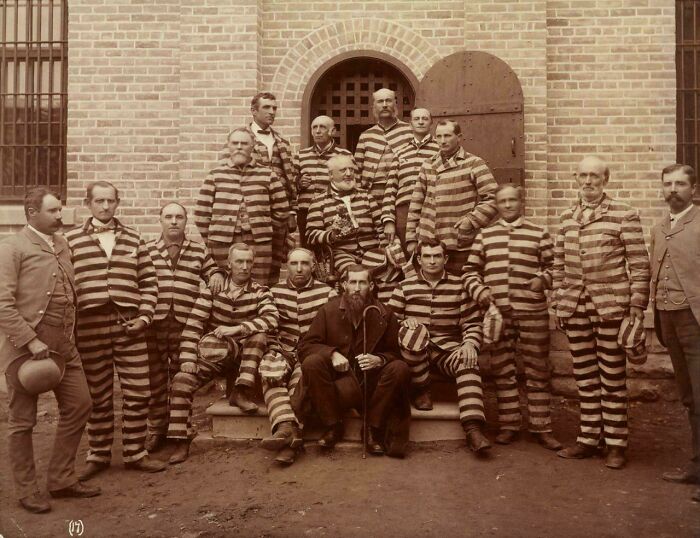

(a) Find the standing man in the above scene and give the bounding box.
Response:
[553,156,650,469]
[299,265,411,457]
[195,127,290,286]
[64,181,166,481]
[463,185,561,451]
[294,115,353,245]
[389,239,491,455]
[247,92,297,283]
[0,188,99,514]
[650,164,699,501]
[382,108,439,247]
[167,243,278,464]
[405,119,498,275]
[354,87,412,242]
[143,202,225,453]
[260,248,335,465]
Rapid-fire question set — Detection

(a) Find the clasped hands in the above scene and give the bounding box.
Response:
[331,350,382,372]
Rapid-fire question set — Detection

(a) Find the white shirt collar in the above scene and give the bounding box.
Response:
[669,204,694,228]
[28,224,54,247]
[499,217,523,228]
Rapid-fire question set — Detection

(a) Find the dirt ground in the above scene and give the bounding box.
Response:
[0,384,698,538]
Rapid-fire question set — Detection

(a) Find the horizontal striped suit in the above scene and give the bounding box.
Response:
[552,194,650,448]
[145,237,222,437]
[463,218,555,432]
[168,279,278,439]
[65,218,157,465]
[389,272,486,424]
[262,278,335,432]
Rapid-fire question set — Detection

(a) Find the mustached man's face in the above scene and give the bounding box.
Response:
[662,169,696,213]
[228,131,254,167]
[29,194,63,234]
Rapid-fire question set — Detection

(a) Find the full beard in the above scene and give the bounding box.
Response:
[344,290,371,327]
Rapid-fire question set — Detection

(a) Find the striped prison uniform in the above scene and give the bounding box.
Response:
[405,147,498,275]
[463,218,555,433]
[145,237,222,438]
[354,120,412,207]
[194,156,290,286]
[305,188,387,275]
[167,279,278,439]
[552,195,650,448]
[382,136,440,244]
[65,218,157,464]
[262,278,335,432]
[388,272,486,424]
[293,142,353,246]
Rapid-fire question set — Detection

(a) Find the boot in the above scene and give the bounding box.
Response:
[605,446,626,470]
[495,429,519,445]
[169,439,191,465]
[318,422,344,449]
[275,445,302,466]
[124,455,167,473]
[462,421,491,454]
[534,431,563,451]
[19,493,51,514]
[229,385,259,414]
[365,427,385,456]
[412,388,433,411]
[145,433,166,453]
[78,462,109,482]
[261,422,302,451]
[557,443,597,459]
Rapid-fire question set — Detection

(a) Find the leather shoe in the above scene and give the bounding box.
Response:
[495,429,519,445]
[78,462,109,481]
[412,389,433,411]
[557,443,597,459]
[534,432,563,451]
[318,423,344,449]
[50,482,101,499]
[275,445,301,466]
[229,385,259,414]
[366,428,385,456]
[124,455,167,473]
[465,428,492,454]
[605,447,626,469]
[261,422,302,451]
[169,440,191,465]
[145,433,166,453]
[662,469,699,484]
[19,493,51,514]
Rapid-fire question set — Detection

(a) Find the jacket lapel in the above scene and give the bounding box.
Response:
[668,205,698,236]
[23,226,53,255]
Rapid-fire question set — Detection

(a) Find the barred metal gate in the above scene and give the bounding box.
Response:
[677,0,700,195]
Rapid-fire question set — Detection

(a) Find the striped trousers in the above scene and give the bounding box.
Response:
[167,333,267,439]
[400,344,485,424]
[146,313,183,437]
[563,293,627,448]
[489,309,553,433]
[208,235,274,287]
[76,306,151,464]
[262,359,303,432]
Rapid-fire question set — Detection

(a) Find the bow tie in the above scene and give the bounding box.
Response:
[257,128,271,135]
[92,223,115,234]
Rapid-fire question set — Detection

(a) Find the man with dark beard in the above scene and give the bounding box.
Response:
[298,265,411,456]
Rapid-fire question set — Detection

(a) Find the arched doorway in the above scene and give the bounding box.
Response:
[305,54,417,153]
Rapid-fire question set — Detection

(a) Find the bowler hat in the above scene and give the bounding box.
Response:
[617,316,647,365]
[398,323,430,353]
[197,332,239,362]
[6,351,65,395]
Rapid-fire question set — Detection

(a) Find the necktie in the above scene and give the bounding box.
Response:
[257,128,271,135]
[93,223,115,234]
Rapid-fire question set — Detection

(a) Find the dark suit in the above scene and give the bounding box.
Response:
[650,205,700,471]
[0,227,91,498]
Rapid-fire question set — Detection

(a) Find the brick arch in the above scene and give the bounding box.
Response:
[270,19,441,141]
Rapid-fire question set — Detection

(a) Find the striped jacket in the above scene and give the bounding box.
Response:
[383,136,440,221]
[354,120,412,206]
[146,237,222,324]
[194,157,290,245]
[64,218,158,321]
[552,195,650,320]
[463,218,554,312]
[293,142,353,211]
[179,278,279,365]
[305,188,387,252]
[406,147,498,251]
[388,271,482,352]
[269,278,335,356]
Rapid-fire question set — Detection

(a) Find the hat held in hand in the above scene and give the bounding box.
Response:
[6,350,65,395]
[617,316,647,365]
[398,322,430,353]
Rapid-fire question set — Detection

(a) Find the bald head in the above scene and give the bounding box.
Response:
[576,155,610,203]
[311,115,336,147]
[373,88,398,124]
[410,108,432,138]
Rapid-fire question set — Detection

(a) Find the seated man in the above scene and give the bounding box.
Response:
[388,238,491,455]
[305,154,387,277]
[299,264,411,457]
[463,185,561,451]
[167,243,278,464]
[259,248,335,465]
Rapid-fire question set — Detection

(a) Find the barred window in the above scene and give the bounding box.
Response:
[0,0,67,201]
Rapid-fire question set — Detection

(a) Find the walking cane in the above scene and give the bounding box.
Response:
[361,304,382,459]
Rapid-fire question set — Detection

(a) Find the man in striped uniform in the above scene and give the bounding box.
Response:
[388,238,491,455]
[195,128,290,286]
[553,156,650,469]
[354,87,412,242]
[382,108,439,248]
[167,243,278,464]
[293,115,353,246]
[305,154,387,275]
[405,119,499,276]
[463,185,562,451]
[259,248,335,465]
[143,202,226,453]
[65,181,166,480]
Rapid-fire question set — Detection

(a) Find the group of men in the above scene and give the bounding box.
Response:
[1,88,699,515]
